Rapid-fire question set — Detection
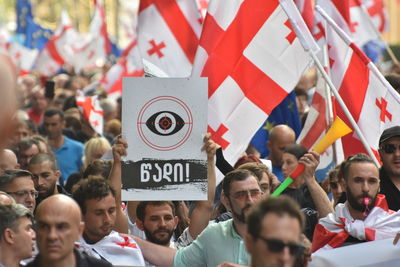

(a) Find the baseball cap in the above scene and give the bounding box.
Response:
[379,126,400,145]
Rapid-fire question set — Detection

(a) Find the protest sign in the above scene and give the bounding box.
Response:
[121,77,208,200]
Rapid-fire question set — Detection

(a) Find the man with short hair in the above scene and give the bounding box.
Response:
[14,138,40,170]
[28,153,66,205]
[0,170,37,212]
[73,177,145,266]
[27,194,111,267]
[312,154,400,253]
[378,126,400,211]
[43,108,84,184]
[136,201,178,247]
[244,196,305,267]
[266,125,296,181]
[0,149,20,173]
[0,203,35,267]
[133,169,264,267]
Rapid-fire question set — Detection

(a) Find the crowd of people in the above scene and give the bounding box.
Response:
[1,49,400,267]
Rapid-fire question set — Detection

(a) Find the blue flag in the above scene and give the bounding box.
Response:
[250,91,302,158]
[23,17,53,50]
[16,0,33,34]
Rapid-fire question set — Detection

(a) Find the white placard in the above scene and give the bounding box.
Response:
[121,77,208,200]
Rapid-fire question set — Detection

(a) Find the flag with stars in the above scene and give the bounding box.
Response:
[16,0,33,34]
[23,17,53,50]
[250,91,302,158]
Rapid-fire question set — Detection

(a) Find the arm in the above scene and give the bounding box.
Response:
[188,133,217,239]
[109,137,129,233]
[132,235,176,267]
[299,151,334,218]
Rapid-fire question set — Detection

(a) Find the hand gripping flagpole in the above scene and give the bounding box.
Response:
[271,117,352,196]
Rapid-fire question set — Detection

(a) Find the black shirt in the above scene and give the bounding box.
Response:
[26,249,112,267]
[379,168,400,211]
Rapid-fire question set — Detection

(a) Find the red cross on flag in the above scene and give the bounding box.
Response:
[363,0,389,33]
[35,11,78,77]
[76,91,104,135]
[100,39,145,100]
[294,0,315,31]
[72,0,111,72]
[7,42,38,76]
[193,0,319,165]
[137,0,202,77]
[317,7,400,159]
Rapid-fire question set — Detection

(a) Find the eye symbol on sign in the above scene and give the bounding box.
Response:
[146,111,185,136]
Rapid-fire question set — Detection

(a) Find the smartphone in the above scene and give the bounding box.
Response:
[45,80,55,100]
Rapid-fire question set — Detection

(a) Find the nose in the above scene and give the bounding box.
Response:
[337,184,343,194]
[48,227,57,240]
[279,246,292,266]
[361,181,370,193]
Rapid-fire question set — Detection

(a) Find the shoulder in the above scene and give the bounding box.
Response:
[77,249,112,267]
[64,136,84,148]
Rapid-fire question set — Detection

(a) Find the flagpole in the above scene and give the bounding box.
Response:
[310,50,380,166]
[357,1,399,65]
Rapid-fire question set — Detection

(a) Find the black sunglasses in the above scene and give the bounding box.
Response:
[258,237,304,256]
[380,144,400,154]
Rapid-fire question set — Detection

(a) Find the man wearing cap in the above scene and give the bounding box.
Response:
[379,126,400,211]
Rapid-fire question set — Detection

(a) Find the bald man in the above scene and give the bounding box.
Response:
[0,149,20,173]
[26,195,111,267]
[0,191,14,205]
[267,125,296,181]
[0,56,17,150]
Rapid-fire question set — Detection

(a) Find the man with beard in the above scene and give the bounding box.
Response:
[132,169,264,267]
[28,153,67,205]
[73,177,145,266]
[312,153,400,253]
[136,201,178,247]
[378,126,400,210]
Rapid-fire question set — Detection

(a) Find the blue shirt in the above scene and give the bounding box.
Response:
[173,219,249,267]
[54,136,84,184]
[273,164,284,182]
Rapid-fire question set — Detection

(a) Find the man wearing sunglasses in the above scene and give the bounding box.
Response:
[378,126,400,211]
[132,169,263,267]
[244,196,304,267]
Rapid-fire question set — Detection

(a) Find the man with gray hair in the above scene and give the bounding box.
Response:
[0,203,35,267]
[0,170,37,212]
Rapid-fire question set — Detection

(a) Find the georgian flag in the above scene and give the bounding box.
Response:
[76,91,104,135]
[72,0,111,72]
[294,0,315,31]
[137,0,202,77]
[312,195,400,253]
[34,11,77,76]
[100,39,144,100]
[316,6,400,159]
[7,42,38,76]
[363,0,389,33]
[76,231,145,266]
[192,0,319,171]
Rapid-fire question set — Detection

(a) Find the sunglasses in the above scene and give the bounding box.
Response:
[380,144,400,154]
[258,237,305,256]
[231,189,262,201]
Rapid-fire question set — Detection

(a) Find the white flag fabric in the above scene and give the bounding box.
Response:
[192,0,318,168]
[100,39,144,100]
[316,6,400,159]
[8,42,38,76]
[72,0,111,72]
[35,11,77,76]
[137,0,202,77]
[76,231,145,266]
[76,91,104,135]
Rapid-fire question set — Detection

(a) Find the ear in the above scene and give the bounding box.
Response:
[3,228,15,245]
[266,140,271,150]
[55,170,61,180]
[135,219,145,231]
[221,192,231,212]
[78,221,85,237]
